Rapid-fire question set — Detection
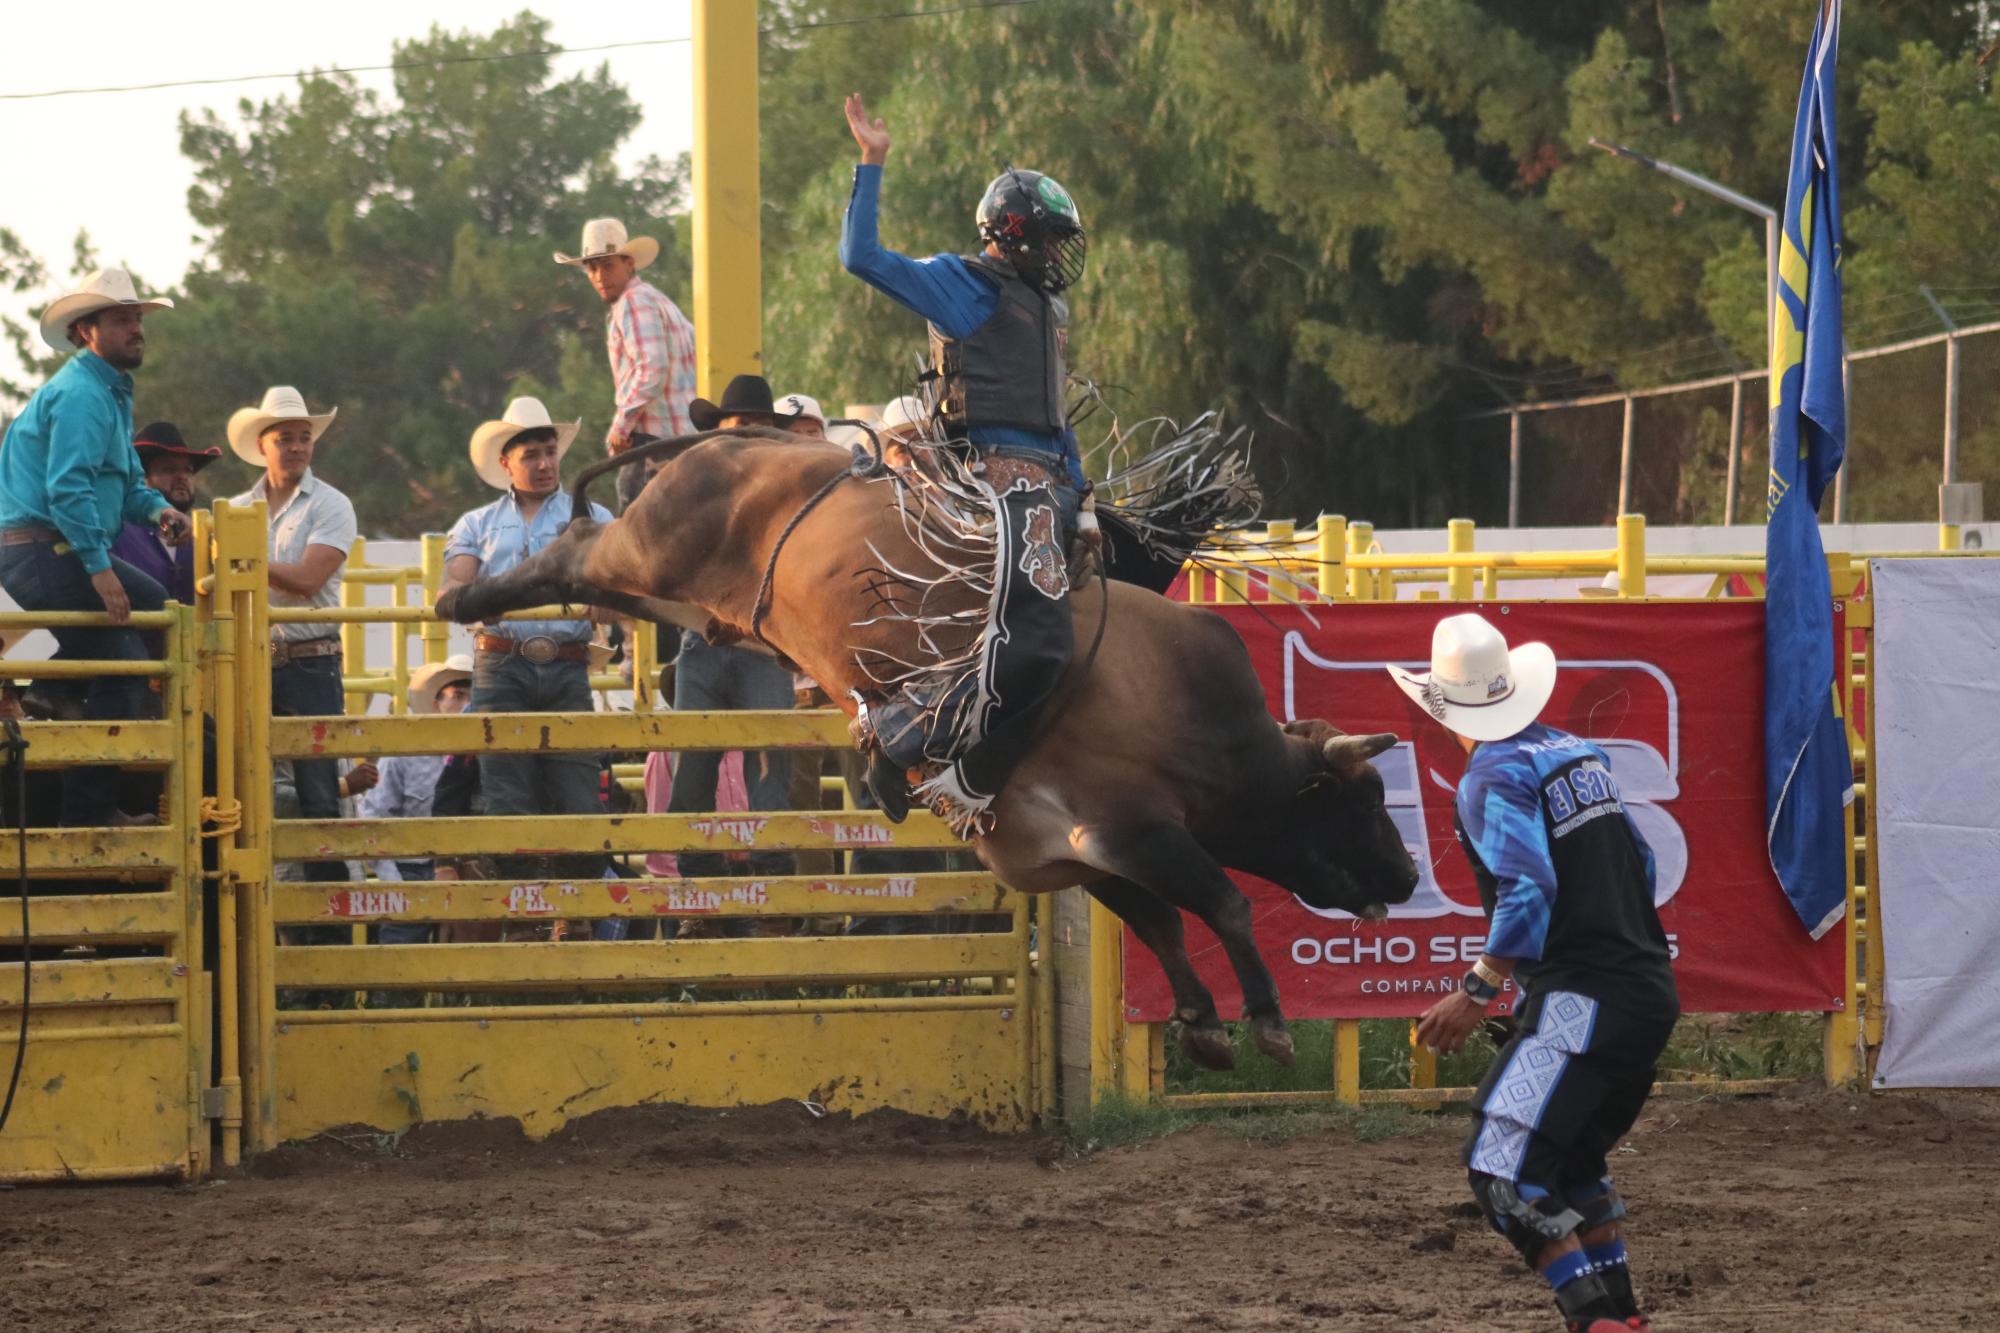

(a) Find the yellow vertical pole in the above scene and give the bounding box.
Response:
[1332,1019,1362,1105]
[1315,514,1346,601]
[1088,897,1125,1105]
[168,605,207,1178]
[1940,523,1962,552]
[1615,514,1647,598]
[389,573,409,715]
[200,508,244,1168]
[1263,519,1295,604]
[1218,562,1249,604]
[1824,558,1863,1085]
[1409,1023,1437,1092]
[1345,521,1375,602]
[1446,519,1475,602]
[1861,595,1885,1055]
[1034,897,1057,1122]
[419,534,448,666]
[340,535,365,713]
[692,0,762,397]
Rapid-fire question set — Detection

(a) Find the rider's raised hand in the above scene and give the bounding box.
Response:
[845,93,890,165]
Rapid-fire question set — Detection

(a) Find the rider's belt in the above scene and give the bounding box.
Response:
[475,632,591,665]
[974,455,1056,492]
[1,526,66,547]
[271,636,342,667]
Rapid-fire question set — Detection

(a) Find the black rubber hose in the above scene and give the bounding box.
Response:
[0,718,28,1135]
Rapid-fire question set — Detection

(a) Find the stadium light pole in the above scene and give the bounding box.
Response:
[1588,139,1778,527]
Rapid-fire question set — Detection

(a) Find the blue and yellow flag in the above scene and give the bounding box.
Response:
[1765,0,1849,938]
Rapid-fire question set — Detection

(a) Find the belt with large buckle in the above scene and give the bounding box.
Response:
[475,632,589,665]
[271,636,342,667]
[0,526,65,547]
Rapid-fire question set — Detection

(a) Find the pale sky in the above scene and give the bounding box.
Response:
[0,0,696,406]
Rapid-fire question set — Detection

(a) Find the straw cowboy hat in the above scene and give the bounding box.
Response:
[133,421,222,473]
[406,654,473,714]
[1386,612,1557,743]
[553,217,659,271]
[227,387,338,466]
[879,395,930,434]
[39,267,174,351]
[468,397,581,490]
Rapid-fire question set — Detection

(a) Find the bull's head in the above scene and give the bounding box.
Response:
[1252,720,1421,919]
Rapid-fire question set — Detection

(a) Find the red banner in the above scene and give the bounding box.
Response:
[1122,602,1847,1019]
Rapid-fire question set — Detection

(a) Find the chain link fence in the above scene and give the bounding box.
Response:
[1458,321,2000,528]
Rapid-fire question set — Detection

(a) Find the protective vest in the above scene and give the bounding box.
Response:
[926,253,1066,436]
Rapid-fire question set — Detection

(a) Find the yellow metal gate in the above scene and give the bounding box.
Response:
[0,606,209,1180]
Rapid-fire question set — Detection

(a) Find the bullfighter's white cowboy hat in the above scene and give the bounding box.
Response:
[38,268,174,351]
[468,397,581,490]
[227,386,339,466]
[406,654,473,714]
[553,217,659,270]
[1386,612,1557,743]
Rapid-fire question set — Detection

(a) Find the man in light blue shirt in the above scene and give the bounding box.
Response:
[441,399,615,879]
[0,269,189,826]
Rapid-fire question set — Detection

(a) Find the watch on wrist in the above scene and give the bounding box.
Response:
[1460,968,1501,1005]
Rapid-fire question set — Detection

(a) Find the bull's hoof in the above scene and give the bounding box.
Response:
[1177,1023,1236,1072]
[1251,1021,1296,1067]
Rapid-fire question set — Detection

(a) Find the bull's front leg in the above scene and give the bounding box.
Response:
[434,517,610,626]
[1073,822,1296,1067]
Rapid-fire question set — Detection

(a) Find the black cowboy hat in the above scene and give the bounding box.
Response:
[688,374,800,432]
[133,421,223,472]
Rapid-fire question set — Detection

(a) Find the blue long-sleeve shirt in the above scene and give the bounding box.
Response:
[1452,722,1677,1013]
[0,351,170,574]
[839,164,1086,489]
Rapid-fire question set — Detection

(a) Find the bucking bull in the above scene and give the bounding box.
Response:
[436,427,1419,1070]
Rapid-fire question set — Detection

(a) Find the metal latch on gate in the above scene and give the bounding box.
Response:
[201,1088,230,1120]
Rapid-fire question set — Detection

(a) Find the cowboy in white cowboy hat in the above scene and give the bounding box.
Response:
[351,654,475,914]
[439,398,616,879]
[1391,613,1678,1333]
[556,217,696,510]
[227,385,358,877]
[0,267,188,825]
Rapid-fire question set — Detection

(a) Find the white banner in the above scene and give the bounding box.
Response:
[1872,557,2000,1087]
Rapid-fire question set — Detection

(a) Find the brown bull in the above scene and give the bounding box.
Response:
[435,429,1419,1069]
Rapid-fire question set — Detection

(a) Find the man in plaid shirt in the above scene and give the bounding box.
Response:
[555,217,696,510]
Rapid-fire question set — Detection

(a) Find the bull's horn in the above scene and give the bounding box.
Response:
[1323,732,1399,767]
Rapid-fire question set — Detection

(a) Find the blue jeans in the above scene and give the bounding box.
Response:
[472,650,604,876]
[271,653,349,882]
[0,541,166,826]
[667,633,795,881]
[379,861,435,945]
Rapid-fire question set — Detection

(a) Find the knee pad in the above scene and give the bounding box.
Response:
[1568,1177,1627,1233]
[1469,1171,1585,1265]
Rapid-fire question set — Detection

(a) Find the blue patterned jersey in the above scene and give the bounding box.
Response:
[1452,722,1678,1014]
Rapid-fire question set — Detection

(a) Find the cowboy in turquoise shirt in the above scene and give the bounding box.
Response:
[0,349,176,574]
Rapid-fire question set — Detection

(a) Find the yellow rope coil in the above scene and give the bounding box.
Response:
[200,797,243,837]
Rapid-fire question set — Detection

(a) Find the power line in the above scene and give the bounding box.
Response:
[0,0,1046,103]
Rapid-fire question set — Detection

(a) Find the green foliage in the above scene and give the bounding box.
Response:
[1062,1090,1421,1154]
[6,13,686,531]
[6,5,1997,530]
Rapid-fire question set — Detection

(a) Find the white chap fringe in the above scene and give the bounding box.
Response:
[849,411,1265,837]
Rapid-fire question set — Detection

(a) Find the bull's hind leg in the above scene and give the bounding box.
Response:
[1074,823,1295,1067]
[1087,879,1234,1072]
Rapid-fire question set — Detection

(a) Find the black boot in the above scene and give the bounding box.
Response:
[1554,1272,1623,1331]
[864,748,912,824]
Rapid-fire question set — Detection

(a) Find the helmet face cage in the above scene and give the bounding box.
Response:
[978,168,1087,292]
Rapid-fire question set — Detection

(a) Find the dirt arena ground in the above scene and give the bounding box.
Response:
[2,1084,1994,1331]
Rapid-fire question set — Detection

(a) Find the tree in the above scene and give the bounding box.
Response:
[70,14,686,531]
[756,0,1994,527]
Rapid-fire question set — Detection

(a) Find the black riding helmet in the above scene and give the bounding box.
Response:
[975,167,1088,293]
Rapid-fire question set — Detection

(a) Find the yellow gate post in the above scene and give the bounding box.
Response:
[692,0,762,395]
